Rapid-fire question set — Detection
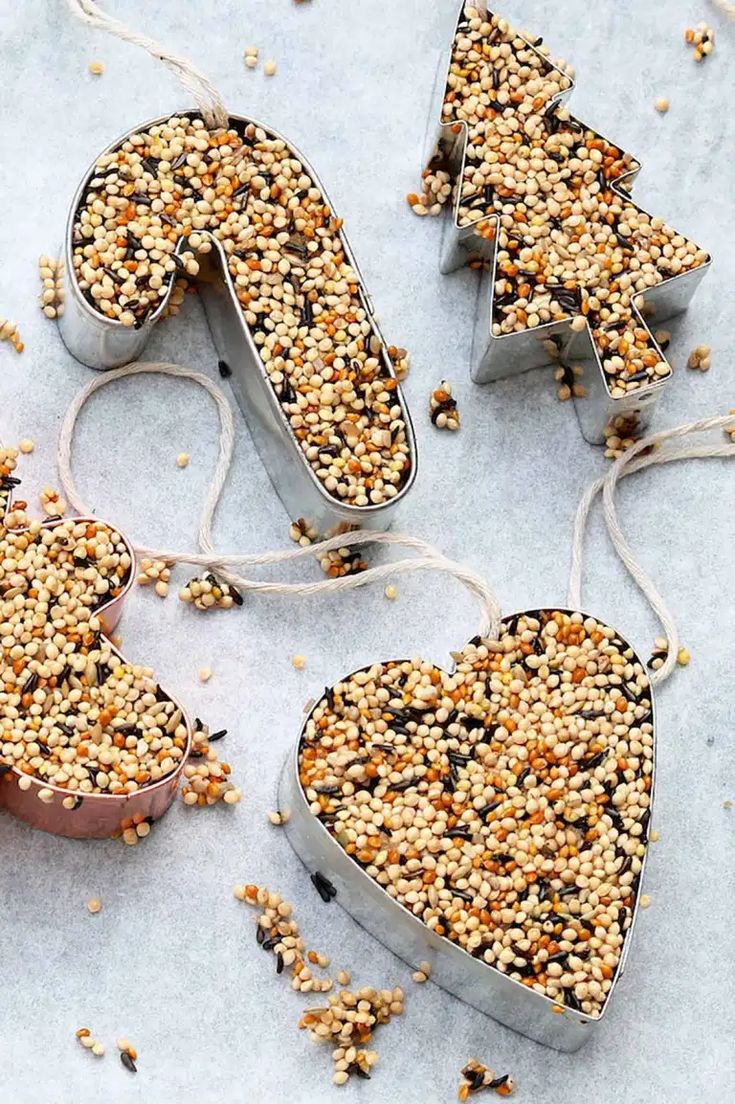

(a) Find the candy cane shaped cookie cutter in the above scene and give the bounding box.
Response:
[57,111,417,540]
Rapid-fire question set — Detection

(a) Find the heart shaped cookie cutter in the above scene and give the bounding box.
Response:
[279,609,655,1052]
[0,459,191,839]
[57,110,417,541]
[419,2,711,445]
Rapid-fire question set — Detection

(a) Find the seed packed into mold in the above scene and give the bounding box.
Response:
[299,609,654,1018]
[70,115,412,507]
[413,5,708,398]
[0,506,187,794]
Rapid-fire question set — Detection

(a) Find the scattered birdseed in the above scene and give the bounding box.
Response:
[40,486,68,517]
[430,381,460,431]
[724,800,732,811]
[0,319,24,353]
[459,1059,516,1100]
[687,344,711,372]
[70,115,412,508]
[137,558,172,597]
[412,961,432,984]
[384,584,397,601]
[647,637,670,671]
[412,7,708,397]
[179,572,243,610]
[292,654,306,670]
[0,492,187,794]
[264,60,277,76]
[38,255,65,319]
[18,438,34,454]
[88,60,104,76]
[76,1028,106,1056]
[676,646,690,667]
[654,97,670,114]
[300,609,654,1017]
[387,345,410,381]
[176,452,190,468]
[289,517,319,547]
[120,1051,137,1073]
[300,985,403,1085]
[268,809,291,826]
[181,719,242,807]
[639,894,652,909]
[685,23,715,61]
[86,897,102,914]
[336,969,351,986]
[237,883,335,993]
[198,666,212,683]
[318,546,368,578]
[650,829,660,842]
[603,413,643,460]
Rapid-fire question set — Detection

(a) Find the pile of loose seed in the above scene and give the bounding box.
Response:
[300,609,654,1017]
[459,1060,515,1100]
[0,319,23,353]
[137,557,172,597]
[178,572,243,610]
[235,883,333,992]
[647,638,689,671]
[412,6,708,398]
[0,500,188,796]
[299,985,404,1086]
[430,381,461,430]
[181,719,241,806]
[685,22,715,61]
[38,255,65,319]
[70,115,412,507]
[687,343,711,371]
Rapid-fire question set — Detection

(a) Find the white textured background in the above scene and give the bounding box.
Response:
[0,2,733,1102]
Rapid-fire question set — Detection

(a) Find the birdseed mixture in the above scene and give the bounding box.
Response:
[411,5,708,398]
[430,381,461,431]
[182,719,242,806]
[299,986,404,1085]
[299,609,654,1017]
[70,115,412,507]
[0,460,188,797]
[459,1059,516,1099]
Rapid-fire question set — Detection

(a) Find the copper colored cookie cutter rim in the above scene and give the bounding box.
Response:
[0,502,192,839]
[422,1,711,445]
[279,608,656,1051]
[56,109,417,541]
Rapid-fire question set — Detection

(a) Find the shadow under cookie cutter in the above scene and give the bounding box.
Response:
[57,111,417,541]
[421,2,711,445]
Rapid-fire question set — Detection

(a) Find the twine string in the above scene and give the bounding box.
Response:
[56,364,735,678]
[66,0,229,129]
[568,414,735,685]
[56,362,503,639]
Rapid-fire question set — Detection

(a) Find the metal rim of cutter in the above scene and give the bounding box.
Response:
[58,110,417,537]
[423,2,712,444]
[279,607,656,1052]
[0,510,192,839]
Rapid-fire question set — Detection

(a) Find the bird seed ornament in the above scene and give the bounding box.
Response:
[56,361,735,1048]
[0,446,191,839]
[58,1,416,540]
[414,3,710,445]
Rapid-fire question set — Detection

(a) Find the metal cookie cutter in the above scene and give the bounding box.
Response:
[279,609,655,1052]
[0,476,191,840]
[421,2,711,444]
[57,111,416,540]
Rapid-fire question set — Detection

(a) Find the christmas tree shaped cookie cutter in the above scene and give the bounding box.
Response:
[420,2,711,444]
